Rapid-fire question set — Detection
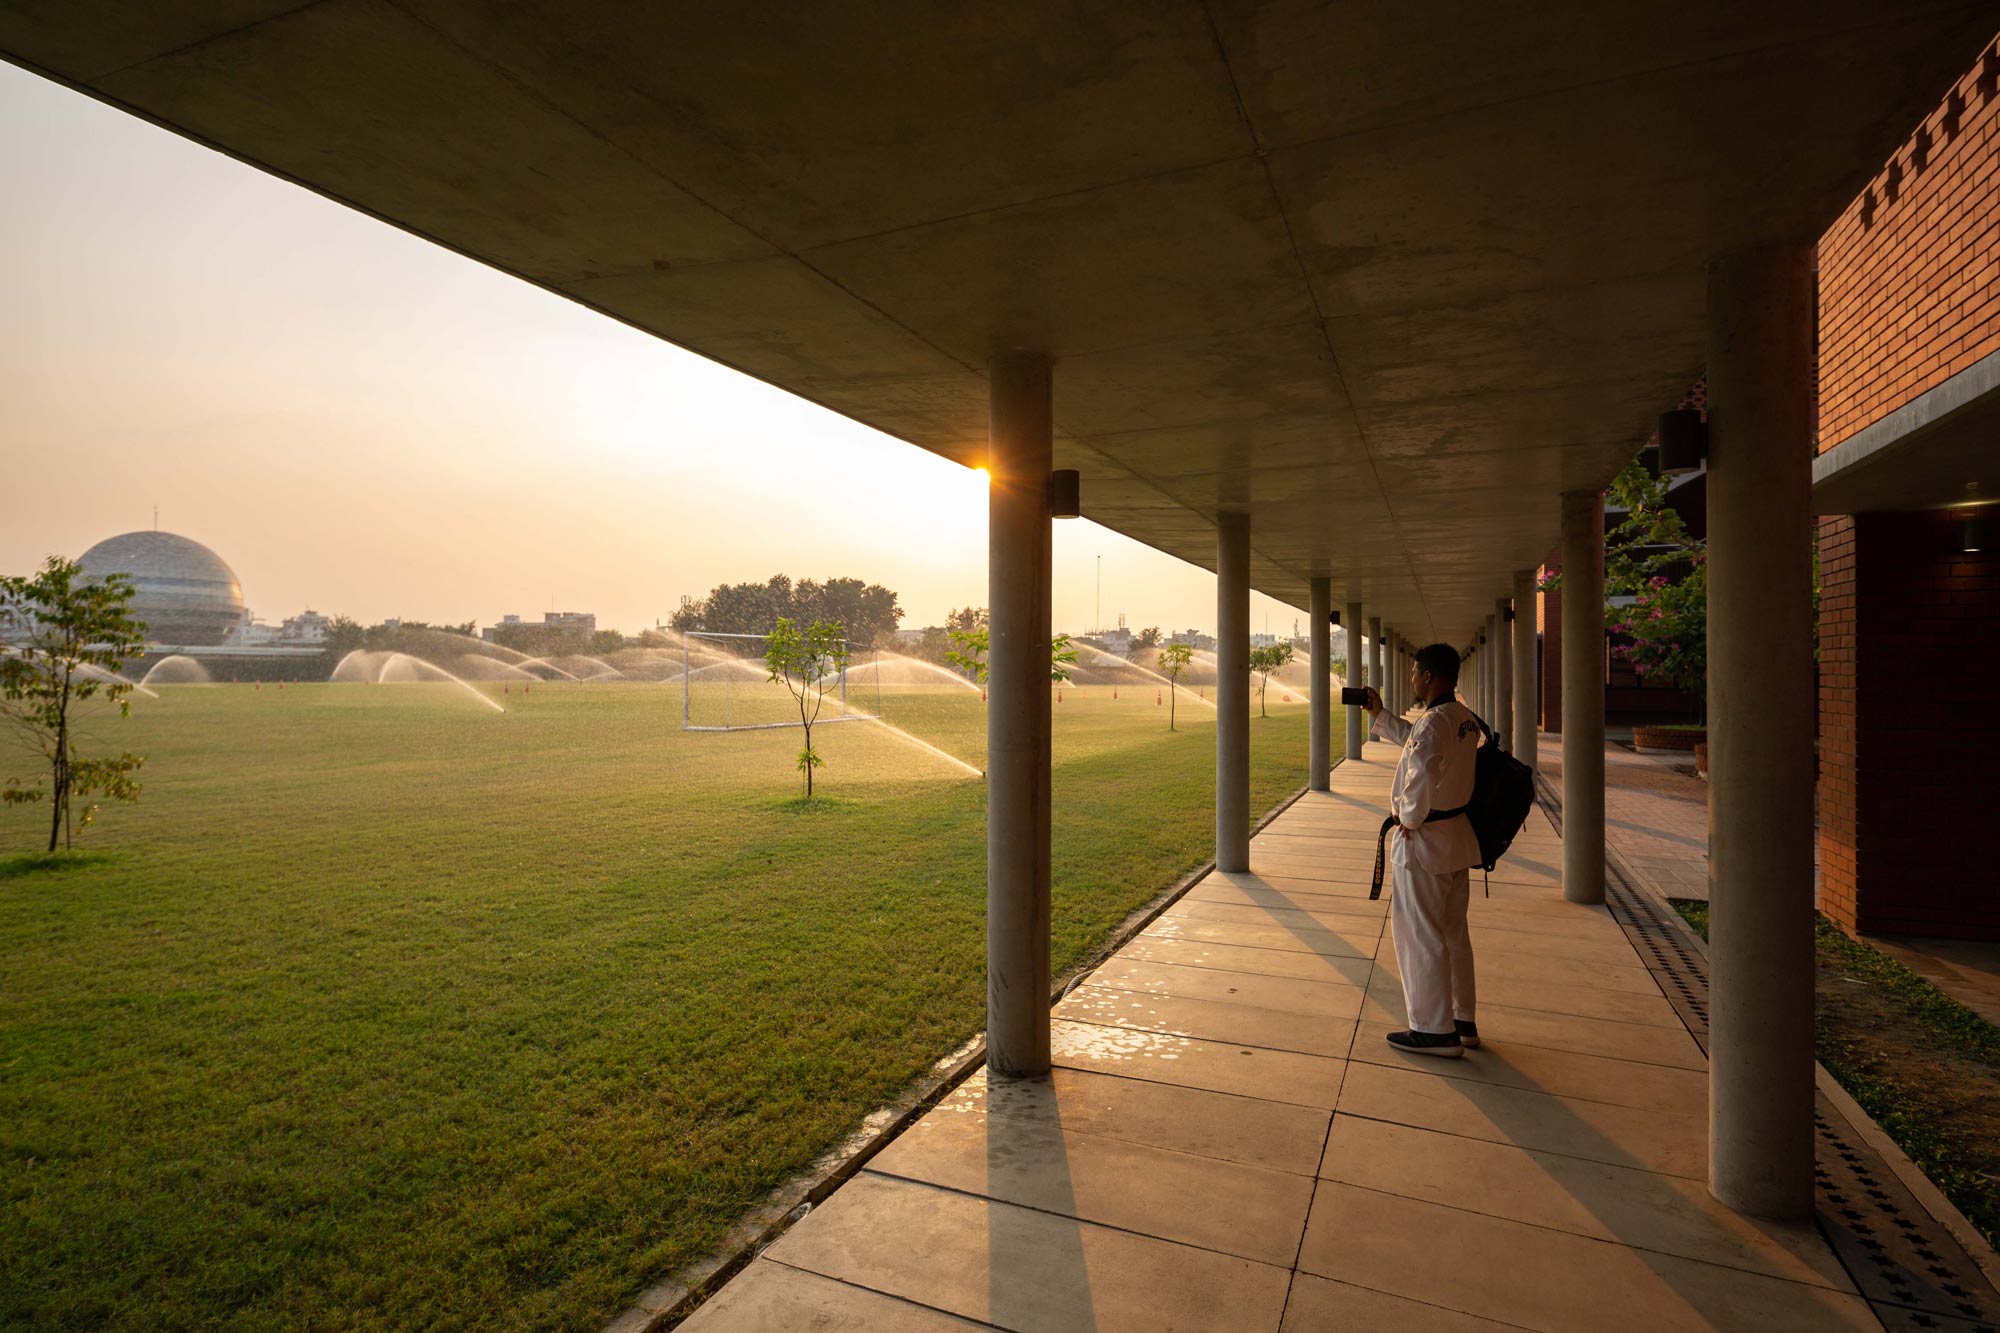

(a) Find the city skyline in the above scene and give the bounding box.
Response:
[0,63,1306,640]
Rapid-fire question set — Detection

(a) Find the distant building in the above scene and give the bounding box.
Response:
[1250,632,1279,648]
[1167,628,1215,651]
[1097,625,1132,654]
[484,611,595,641]
[894,627,928,645]
[77,530,243,646]
[279,610,331,643]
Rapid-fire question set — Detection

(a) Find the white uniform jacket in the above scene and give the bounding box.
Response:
[1371,699,1484,874]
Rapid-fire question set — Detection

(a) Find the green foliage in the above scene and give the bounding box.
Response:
[0,558,148,852]
[1248,641,1295,718]
[675,575,903,649]
[1157,642,1194,730]
[764,617,851,797]
[944,627,1076,686]
[945,626,987,683]
[1049,632,1079,685]
[1130,626,1162,654]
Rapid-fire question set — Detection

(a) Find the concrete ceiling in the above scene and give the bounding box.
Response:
[5,2,1994,640]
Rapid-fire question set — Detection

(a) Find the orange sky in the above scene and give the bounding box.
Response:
[0,65,1308,640]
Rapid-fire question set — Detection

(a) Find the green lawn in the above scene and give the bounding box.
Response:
[1,681,1320,1330]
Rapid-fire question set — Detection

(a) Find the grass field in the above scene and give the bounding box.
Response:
[1,680,1319,1331]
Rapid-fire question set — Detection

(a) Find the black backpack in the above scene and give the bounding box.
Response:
[1370,709,1538,899]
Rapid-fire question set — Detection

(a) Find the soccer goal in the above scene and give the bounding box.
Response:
[679,629,875,732]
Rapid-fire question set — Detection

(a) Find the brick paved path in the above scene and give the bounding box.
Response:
[1534,734,1713,902]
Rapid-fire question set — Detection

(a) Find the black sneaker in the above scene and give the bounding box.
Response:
[1385,1029,1463,1059]
[1454,1020,1480,1050]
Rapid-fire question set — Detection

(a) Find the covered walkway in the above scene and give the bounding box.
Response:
[683,753,1874,1332]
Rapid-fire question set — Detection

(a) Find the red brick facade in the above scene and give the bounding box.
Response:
[1818,38,2000,450]
[1816,34,2000,941]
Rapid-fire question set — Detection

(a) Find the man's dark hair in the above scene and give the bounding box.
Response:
[1413,642,1461,687]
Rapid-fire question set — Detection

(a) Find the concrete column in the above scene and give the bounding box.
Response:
[1216,513,1251,872]
[986,352,1053,1078]
[1367,617,1383,728]
[1309,577,1331,792]
[1344,600,1365,759]
[1560,489,1606,906]
[1707,240,1817,1222]
[1512,569,1539,766]
[1496,599,1514,749]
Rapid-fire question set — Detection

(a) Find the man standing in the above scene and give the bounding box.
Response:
[1365,644,1483,1057]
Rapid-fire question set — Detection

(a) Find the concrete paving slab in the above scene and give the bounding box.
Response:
[1280,1273,1527,1331]
[1360,991,1706,1068]
[950,1065,1330,1174]
[769,1172,1294,1333]
[1332,1059,1707,1179]
[1087,956,1368,1021]
[679,1259,986,1331]
[1051,1018,1348,1107]
[1122,934,1377,988]
[1363,966,1684,1030]
[1317,1117,1851,1289]
[1377,943,1661,996]
[1056,984,1357,1059]
[1168,896,1390,936]
[1142,913,1377,959]
[869,1105,1315,1266]
[1297,1182,1879,1333]
[1350,1021,1708,1116]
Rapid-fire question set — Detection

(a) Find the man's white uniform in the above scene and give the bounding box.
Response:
[1371,697,1484,1035]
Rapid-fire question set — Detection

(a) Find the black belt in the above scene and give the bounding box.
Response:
[1370,803,1470,900]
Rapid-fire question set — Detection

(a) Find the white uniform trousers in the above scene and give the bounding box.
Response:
[1390,861,1476,1035]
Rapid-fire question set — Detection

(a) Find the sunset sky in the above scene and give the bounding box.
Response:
[0,64,1309,640]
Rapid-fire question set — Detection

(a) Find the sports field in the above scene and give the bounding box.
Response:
[0,679,1318,1330]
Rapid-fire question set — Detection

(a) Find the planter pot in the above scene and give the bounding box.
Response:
[1632,724,1705,753]
[1693,741,1708,778]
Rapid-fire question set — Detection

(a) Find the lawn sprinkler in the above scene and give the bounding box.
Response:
[1156,689,1161,705]
[1057,689,1063,703]
[1113,686,1118,699]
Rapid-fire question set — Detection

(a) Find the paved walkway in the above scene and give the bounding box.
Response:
[1538,732,2000,1027]
[681,750,1878,1332]
[1536,734,1712,902]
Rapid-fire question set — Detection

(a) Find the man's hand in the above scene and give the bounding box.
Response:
[1363,685,1383,719]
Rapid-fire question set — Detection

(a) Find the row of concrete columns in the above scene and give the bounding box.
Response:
[986,237,1816,1219]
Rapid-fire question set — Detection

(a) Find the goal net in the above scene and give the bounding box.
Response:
[679,629,873,732]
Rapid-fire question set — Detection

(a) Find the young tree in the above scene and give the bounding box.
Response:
[1248,641,1296,717]
[764,617,850,798]
[1,558,148,852]
[1157,642,1194,730]
[946,627,1077,686]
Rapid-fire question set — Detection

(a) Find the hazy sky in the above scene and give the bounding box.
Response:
[0,65,1308,639]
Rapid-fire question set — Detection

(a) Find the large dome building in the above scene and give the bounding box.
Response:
[78,531,244,647]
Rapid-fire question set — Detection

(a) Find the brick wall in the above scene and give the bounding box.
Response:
[1819,512,2000,939]
[1818,35,2000,452]
[1816,516,1859,930]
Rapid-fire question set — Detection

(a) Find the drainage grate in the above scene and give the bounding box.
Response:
[1534,778,2000,1329]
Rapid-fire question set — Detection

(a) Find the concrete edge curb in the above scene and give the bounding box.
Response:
[1532,771,2000,1296]
[604,775,1322,1332]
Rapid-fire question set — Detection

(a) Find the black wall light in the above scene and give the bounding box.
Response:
[1960,514,1987,554]
[1657,409,1707,474]
[1050,469,1081,519]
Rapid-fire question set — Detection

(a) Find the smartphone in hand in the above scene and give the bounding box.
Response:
[1340,686,1370,706]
